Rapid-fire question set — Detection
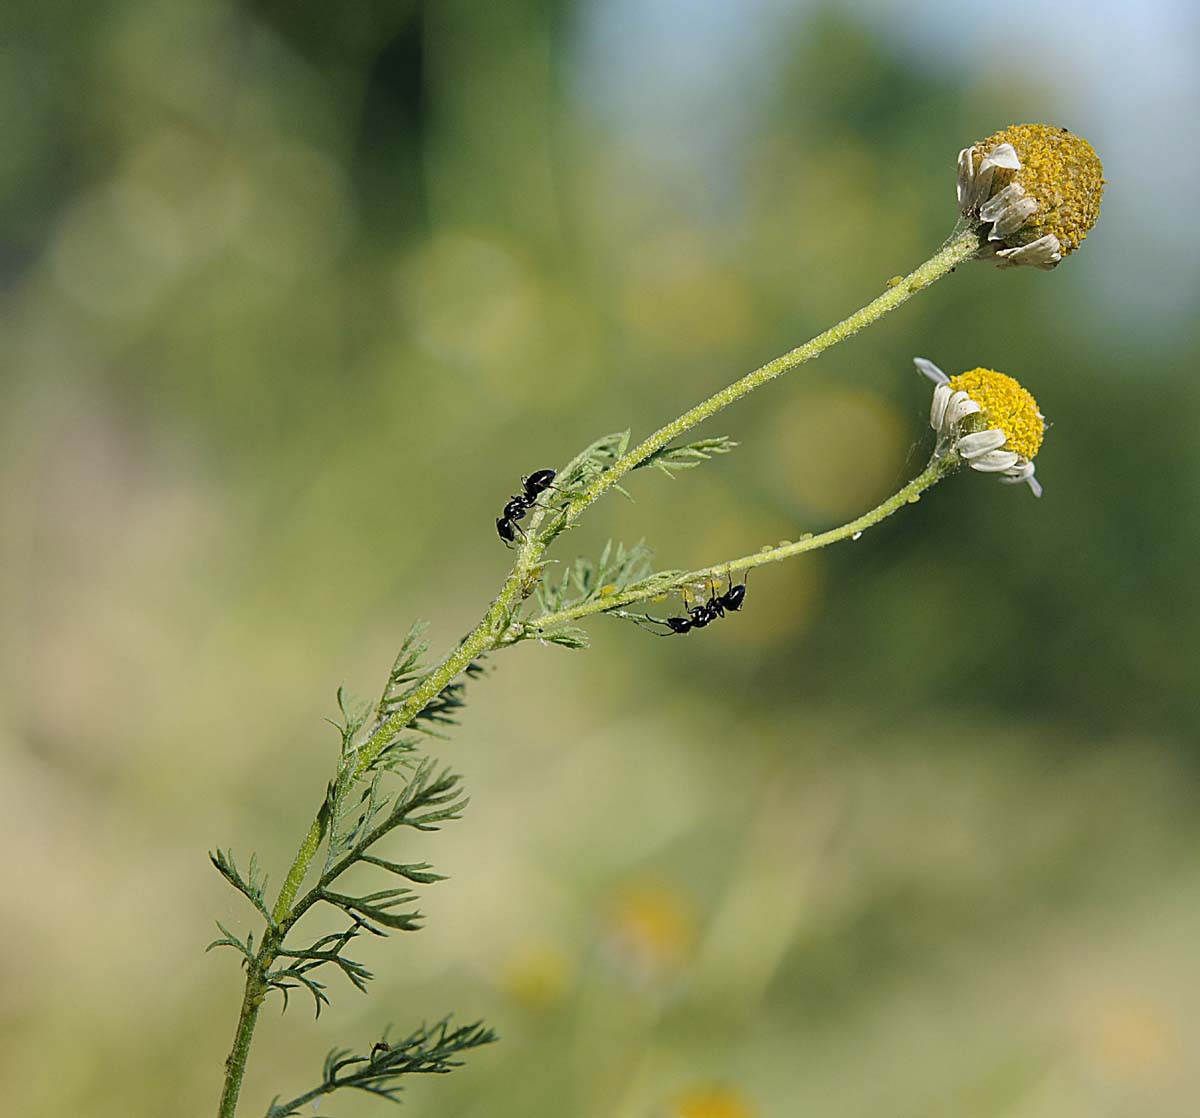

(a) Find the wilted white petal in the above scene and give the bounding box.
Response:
[995,234,1062,270]
[957,429,1008,458]
[979,142,1021,172]
[988,196,1039,239]
[979,183,1028,223]
[965,158,998,212]
[969,449,1021,472]
[914,357,949,385]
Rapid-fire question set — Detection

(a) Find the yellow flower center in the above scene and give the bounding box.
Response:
[948,368,1045,461]
[973,123,1105,255]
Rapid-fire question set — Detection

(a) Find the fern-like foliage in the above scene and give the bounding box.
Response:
[211,636,493,1109]
[209,848,274,926]
[264,1019,497,1116]
[520,539,685,645]
[251,757,467,1017]
[375,622,487,737]
[635,434,737,478]
[536,539,656,614]
[556,429,630,490]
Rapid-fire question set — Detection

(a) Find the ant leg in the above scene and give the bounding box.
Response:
[706,576,724,618]
[723,566,751,593]
[614,610,678,637]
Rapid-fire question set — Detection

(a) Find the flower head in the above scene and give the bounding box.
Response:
[957,123,1104,269]
[915,358,1045,496]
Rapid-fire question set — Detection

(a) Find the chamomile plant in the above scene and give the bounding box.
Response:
[212,124,1102,1116]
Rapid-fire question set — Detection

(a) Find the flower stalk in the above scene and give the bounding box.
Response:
[558,228,981,523]
[530,454,955,633]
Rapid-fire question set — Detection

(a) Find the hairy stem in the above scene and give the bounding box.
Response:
[530,455,954,631]
[215,227,977,1114]
[217,960,269,1118]
[559,227,979,527]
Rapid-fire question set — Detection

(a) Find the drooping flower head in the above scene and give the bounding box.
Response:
[957,124,1104,269]
[915,358,1045,496]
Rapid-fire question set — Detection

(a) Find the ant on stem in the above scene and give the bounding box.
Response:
[496,469,562,543]
[625,570,749,636]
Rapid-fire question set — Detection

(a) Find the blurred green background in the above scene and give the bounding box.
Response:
[2,1,1198,1115]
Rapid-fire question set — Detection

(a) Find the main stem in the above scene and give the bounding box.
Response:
[216,227,978,1116]
[216,545,550,1117]
[217,960,269,1118]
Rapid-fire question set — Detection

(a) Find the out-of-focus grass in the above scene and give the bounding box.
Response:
[1,3,1198,1116]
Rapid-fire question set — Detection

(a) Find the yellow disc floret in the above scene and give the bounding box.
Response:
[948,368,1045,461]
[973,123,1105,255]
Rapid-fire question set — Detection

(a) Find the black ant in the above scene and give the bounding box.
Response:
[630,571,748,636]
[496,469,561,543]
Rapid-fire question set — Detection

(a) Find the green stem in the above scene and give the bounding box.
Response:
[217,959,269,1118]
[214,226,977,1115]
[270,562,537,922]
[558,227,979,527]
[530,455,954,631]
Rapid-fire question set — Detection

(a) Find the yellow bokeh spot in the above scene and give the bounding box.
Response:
[973,123,1104,255]
[948,368,1045,461]
[670,1086,756,1118]
[608,882,695,970]
[768,385,908,520]
[500,943,573,1010]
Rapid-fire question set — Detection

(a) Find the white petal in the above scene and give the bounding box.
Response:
[979,182,1027,223]
[969,449,1021,472]
[946,392,982,427]
[995,234,1062,270]
[957,429,1008,458]
[956,148,975,211]
[930,383,952,430]
[997,460,1042,496]
[979,142,1021,172]
[914,357,949,385]
[968,168,995,211]
[989,196,1039,239]
[963,143,1020,213]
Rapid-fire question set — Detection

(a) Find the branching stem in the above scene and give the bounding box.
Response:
[530,454,954,631]
[215,227,979,1116]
